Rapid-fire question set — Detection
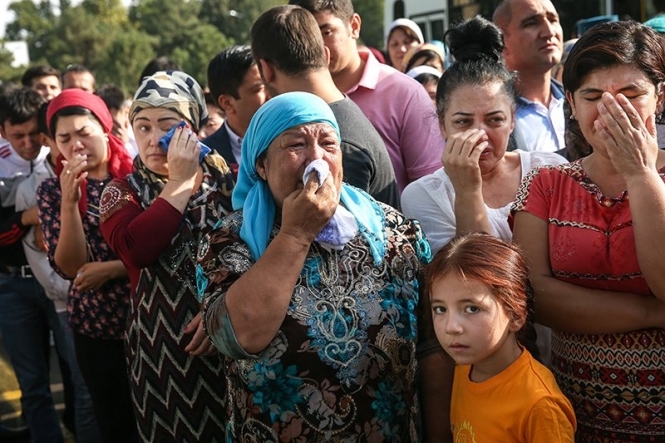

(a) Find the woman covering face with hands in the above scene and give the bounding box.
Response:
[401,16,566,255]
[37,88,138,443]
[400,18,566,439]
[196,92,435,441]
[99,71,235,443]
[511,21,665,441]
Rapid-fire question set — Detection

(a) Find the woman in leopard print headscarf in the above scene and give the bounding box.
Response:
[100,70,235,443]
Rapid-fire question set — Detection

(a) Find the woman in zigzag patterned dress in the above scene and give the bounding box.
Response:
[100,71,235,442]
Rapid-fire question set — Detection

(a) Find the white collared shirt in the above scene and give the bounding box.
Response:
[224,123,243,166]
[515,82,566,153]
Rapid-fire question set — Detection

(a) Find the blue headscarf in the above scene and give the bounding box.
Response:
[232,91,386,265]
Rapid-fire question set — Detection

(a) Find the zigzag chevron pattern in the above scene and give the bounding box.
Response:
[128,243,227,442]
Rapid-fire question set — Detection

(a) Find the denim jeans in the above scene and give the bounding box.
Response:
[54,312,102,443]
[0,274,63,443]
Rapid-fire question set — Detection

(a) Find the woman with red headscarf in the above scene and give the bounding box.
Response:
[37,89,138,443]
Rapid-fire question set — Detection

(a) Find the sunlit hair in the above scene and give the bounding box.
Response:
[563,20,665,94]
[288,0,354,22]
[436,16,517,119]
[49,106,102,139]
[0,87,45,126]
[21,65,60,87]
[404,47,445,73]
[252,5,328,76]
[425,233,539,359]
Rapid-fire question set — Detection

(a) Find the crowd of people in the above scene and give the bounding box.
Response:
[0,0,664,442]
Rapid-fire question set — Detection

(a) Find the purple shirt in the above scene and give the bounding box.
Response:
[347,50,445,192]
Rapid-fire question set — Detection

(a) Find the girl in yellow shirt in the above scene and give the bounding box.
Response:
[426,233,576,442]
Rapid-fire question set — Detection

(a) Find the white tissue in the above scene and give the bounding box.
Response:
[303,159,330,188]
[300,159,358,250]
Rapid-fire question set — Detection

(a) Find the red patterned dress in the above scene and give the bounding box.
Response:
[512,160,665,442]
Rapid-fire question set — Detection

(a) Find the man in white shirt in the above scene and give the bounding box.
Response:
[493,0,565,153]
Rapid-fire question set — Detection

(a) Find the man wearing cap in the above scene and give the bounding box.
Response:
[289,0,444,193]
[0,87,65,442]
[493,0,565,154]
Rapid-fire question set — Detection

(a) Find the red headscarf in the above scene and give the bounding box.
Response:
[46,89,134,219]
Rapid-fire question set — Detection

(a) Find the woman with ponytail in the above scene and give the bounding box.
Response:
[400,17,568,440]
[401,15,566,255]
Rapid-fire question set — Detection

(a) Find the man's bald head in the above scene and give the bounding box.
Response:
[493,0,562,73]
[492,0,513,32]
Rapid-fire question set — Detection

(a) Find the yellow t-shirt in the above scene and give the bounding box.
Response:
[450,349,576,443]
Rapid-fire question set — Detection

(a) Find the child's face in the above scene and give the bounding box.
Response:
[430,272,522,379]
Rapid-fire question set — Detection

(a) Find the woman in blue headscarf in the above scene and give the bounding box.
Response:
[196,92,434,441]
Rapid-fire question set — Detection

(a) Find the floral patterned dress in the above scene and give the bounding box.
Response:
[38,176,131,339]
[196,203,431,442]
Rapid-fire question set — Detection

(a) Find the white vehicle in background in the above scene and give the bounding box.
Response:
[384,0,448,42]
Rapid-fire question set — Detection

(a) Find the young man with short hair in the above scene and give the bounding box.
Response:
[21,65,62,101]
[290,0,444,192]
[204,45,269,177]
[251,4,400,207]
[0,87,64,443]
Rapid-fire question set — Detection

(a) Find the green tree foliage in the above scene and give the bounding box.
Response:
[4,0,154,94]
[80,0,129,26]
[130,0,232,87]
[5,0,57,63]
[355,0,384,49]
[0,46,24,84]
[197,0,384,48]
[199,0,286,45]
[1,0,385,92]
[94,26,157,92]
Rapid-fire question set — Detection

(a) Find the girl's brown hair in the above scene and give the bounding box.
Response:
[425,233,539,359]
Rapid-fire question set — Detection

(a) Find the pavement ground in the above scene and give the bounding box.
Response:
[0,336,75,443]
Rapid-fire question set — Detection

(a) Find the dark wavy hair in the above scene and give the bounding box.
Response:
[436,15,518,118]
[563,20,665,94]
